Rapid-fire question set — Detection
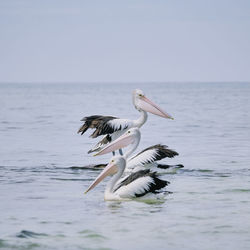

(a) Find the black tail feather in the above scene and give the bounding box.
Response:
[157,164,184,169]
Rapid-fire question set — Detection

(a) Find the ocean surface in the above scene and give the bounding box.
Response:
[0,82,250,250]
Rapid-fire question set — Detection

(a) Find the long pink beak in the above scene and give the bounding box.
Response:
[94,132,135,156]
[138,96,174,119]
[84,162,117,194]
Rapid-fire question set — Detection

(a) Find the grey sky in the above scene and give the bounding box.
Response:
[0,0,250,82]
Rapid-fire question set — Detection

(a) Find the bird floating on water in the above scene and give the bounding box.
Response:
[95,127,181,173]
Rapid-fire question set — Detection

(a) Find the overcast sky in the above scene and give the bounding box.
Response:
[0,0,250,83]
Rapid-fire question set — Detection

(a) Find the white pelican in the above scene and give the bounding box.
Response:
[84,129,170,200]
[78,89,173,154]
[95,128,181,173]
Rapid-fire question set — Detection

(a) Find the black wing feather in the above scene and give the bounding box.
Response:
[77,115,118,137]
[114,169,170,197]
[129,144,179,165]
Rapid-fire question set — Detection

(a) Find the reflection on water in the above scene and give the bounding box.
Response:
[0,83,250,250]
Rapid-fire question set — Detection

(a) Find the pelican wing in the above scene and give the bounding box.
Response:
[78,115,133,138]
[127,144,178,169]
[114,169,169,198]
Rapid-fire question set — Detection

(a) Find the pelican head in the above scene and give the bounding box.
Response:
[132,89,174,119]
[84,156,126,194]
[94,128,140,156]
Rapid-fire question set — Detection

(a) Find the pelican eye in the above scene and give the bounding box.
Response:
[111,160,114,163]
[128,131,130,134]
[139,94,143,97]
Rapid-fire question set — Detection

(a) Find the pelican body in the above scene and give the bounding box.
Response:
[78,89,173,154]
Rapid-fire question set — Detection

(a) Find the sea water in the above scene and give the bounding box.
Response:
[0,82,250,250]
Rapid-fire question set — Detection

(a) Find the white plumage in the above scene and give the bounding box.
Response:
[108,119,134,131]
[126,144,179,172]
[115,176,154,198]
[127,148,158,169]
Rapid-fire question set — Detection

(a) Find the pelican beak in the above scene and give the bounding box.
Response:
[84,162,117,194]
[138,96,174,120]
[94,132,135,156]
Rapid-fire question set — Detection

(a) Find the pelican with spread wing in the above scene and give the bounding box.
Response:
[78,89,173,155]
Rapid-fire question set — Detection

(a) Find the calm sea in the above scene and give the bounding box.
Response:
[0,82,250,250]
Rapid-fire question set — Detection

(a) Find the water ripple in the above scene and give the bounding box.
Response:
[16,230,48,238]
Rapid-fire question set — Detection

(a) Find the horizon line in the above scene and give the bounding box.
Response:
[0,81,250,84]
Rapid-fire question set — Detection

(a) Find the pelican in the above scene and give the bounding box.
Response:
[78,89,173,154]
[95,128,181,173]
[84,129,170,200]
